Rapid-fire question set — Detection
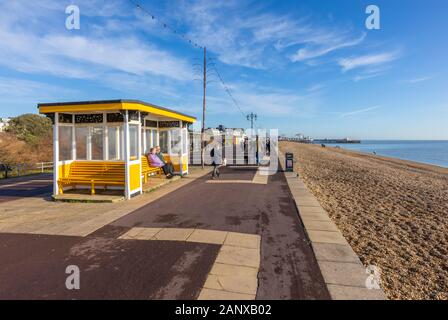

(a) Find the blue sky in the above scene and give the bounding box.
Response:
[0,0,447,139]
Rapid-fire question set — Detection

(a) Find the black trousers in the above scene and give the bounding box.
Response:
[162,163,174,176]
[212,162,220,178]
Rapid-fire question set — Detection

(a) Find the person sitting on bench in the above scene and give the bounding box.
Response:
[148,147,174,178]
[156,145,175,176]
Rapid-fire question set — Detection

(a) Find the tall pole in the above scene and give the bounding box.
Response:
[247,112,257,130]
[201,47,206,169]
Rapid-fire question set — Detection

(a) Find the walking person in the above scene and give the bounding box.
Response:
[208,137,222,179]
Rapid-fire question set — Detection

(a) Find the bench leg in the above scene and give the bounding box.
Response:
[144,174,148,184]
[91,181,95,195]
[58,182,64,195]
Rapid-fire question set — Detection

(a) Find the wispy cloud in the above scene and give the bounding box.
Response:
[339,106,380,118]
[290,33,366,62]
[338,51,400,72]
[0,1,193,81]
[403,75,435,84]
[169,0,367,69]
[307,84,326,93]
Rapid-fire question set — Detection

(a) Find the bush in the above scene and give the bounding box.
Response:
[7,114,52,146]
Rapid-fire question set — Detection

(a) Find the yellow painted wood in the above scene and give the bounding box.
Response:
[129,162,141,191]
[38,101,196,122]
[58,161,125,195]
[58,163,71,178]
[141,156,163,183]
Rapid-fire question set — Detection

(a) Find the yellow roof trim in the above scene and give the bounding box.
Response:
[38,101,196,123]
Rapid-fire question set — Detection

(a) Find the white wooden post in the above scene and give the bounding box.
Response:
[87,127,92,160]
[185,127,189,174]
[103,112,108,160]
[142,129,146,154]
[137,112,143,194]
[53,113,59,196]
[71,122,76,160]
[123,111,131,199]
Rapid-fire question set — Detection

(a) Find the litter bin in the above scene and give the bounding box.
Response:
[285,153,294,172]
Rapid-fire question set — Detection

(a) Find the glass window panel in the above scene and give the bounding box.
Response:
[170,129,182,154]
[75,127,88,160]
[120,126,124,160]
[159,131,168,153]
[129,124,138,159]
[152,130,158,148]
[58,126,72,161]
[182,129,187,154]
[108,126,119,160]
[141,129,145,154]
[145,129,151,153]
[91,126,104,160]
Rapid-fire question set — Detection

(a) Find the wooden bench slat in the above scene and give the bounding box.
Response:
[58,161,126,195]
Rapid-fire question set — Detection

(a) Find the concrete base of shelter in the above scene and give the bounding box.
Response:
[52,174,183,203]
[52,189,125,203]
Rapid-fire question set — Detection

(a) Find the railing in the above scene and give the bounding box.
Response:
[0,162,53,179]
[36,162,54,173]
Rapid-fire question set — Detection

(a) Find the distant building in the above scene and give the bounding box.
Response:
[0,118,11,132]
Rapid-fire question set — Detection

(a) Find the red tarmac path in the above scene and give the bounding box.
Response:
[0,167,330,299]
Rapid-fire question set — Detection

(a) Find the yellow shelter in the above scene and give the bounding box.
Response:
[38,100,196,199]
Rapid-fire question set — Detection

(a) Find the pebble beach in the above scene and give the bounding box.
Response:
[280,141,448,299]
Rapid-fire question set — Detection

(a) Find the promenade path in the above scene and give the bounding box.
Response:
[0,166,329,299]
[0,173,52,203]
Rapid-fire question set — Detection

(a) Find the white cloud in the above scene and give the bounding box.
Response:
[290,33,366,62]
[339,106,380,118]
[338,51,400,72]
[307,84,326,93]
[169,1,367,69]
[200,79,321,119]
[0,1,193,81]
[403,75,435,84]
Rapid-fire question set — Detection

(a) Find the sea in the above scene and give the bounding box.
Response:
[316,140,448,168]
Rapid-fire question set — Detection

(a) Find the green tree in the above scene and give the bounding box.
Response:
[7,113,52,145]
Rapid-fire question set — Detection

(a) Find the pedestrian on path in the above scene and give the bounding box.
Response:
[208,137,222,179]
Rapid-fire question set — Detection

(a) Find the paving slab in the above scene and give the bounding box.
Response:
[118,227,163,240]
[197,288,255,300]
[327,284,387,300]
[307,230,348,245]
[312,243,361,264]
[215,245,260,269]
[296,198,322,207]
[302,220,339,232]
[153,228,195,241]
[318,261,367,287]
[299,210,332,222]
[224,232,261,249]
[187,229,228,245]
[297,204,328,214]
[205,263,258,295]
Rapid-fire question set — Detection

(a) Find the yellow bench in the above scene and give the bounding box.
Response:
[141,155,163,183]
[58,161,125,195]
